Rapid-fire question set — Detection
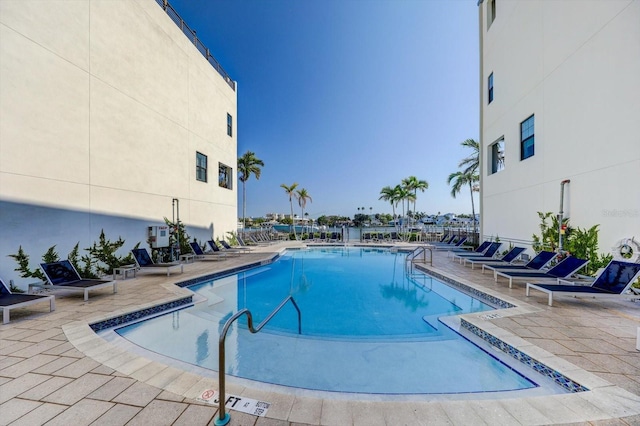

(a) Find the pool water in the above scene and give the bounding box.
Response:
[117,247,536,394]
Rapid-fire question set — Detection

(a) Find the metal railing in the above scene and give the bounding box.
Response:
[215,296,301,425]
[406,246,433,275]
[157,0,236,91]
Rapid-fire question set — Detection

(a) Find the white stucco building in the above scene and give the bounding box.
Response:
[478,0,640,255]
[0,0,238,287]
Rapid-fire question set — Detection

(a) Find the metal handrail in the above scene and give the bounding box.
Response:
[407,246,433,269]
[158,0,236,91]
[215,296,301,425]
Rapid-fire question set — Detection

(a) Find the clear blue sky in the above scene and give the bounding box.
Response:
[168,0,479,220]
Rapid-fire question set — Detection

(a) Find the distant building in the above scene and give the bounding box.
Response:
[0,0,237,286]
[478,0,639,251]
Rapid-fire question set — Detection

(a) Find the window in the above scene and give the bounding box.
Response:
[520,115,535,160]
[487,0,496,28]
[219,163,232,189]
[488,72,494,104]
[196,152,207,182]
[489,138,505,174]
[227,113,233,137]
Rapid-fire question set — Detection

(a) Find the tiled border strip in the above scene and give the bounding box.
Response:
[461,319,589,393]
[415,264,589,393]
[90,296,193,332]
[416,266,516,309]
[174,253,281,288]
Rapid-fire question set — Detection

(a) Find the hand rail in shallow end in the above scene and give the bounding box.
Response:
[215,295,301,425]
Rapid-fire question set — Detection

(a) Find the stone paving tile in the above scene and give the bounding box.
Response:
[157,389,185,402]
[89,403,142,426]
[0,397,42,424]
[90,364,116,375]
[9,339,66,359]
[52,356,101,378]
[0,356,23,371]
[288,395,322,425]
[59,347,85,358]
[440,400,489,426]
[0,376,10,386]
[42,373,113,405]
[111,380,162,407]
[45,398,114,426]
[87,376,136,401]
[21,328,65,343]
[255,417,288,426]
[172,403,217,426]
[8,402,67,426]
[0,373,50,404]
[19,376,74,401]
[0,341,36,356]
[41,341,75,356]
[32,356,78,375]
[125,399,188,426]
[2,328,42,341]
[573,338,629,355]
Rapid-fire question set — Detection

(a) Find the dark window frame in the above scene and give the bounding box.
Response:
[227,113,233,137]
[520,115,535,160]
[488,72,494,104]
[489,137,505,174]
[196,152,208,182]
[218,162,232,189]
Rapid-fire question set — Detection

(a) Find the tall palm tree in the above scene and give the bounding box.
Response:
[447,170,479,235]
[379,186,398,232]
[296,188,312,234]
[237,151,264,230]
[401,176,428,227]
[281,183,299,240]
[458,139,480,175]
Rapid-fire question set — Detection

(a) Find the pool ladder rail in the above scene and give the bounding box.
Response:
[406,245,433,275]
[215,295,302,426]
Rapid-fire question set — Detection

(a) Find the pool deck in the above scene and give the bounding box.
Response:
[2,241,640,425]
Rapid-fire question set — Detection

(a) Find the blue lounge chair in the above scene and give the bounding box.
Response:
[132,248,184,275]
[462,246,526,269]
[189,242,226,260]
[207,240,240,256]
[2,277,55,324]
[495,256,588,288]
[526,260,640,306]
[482,250,557,275]
[447,240,491,257]
[430,236,468,251]
[452,242,502,263]
[34,260,117,301]
[220,240,251,252]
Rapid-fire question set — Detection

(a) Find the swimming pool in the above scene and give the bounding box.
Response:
[116,247,538,394]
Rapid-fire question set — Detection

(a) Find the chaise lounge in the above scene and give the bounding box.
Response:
[526,260,640,306]
[131,248,184,276]
[34,260,117,301]
[482,250,557,275]
[452,242,501,263]
[1,277,55,324]
[462,246,526,269]
[494,256,588,288]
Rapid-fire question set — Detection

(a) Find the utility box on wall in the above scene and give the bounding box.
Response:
[148,225,170,248]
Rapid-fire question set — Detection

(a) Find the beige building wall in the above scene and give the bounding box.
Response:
[0,0,237,287]
[479,0,640,255]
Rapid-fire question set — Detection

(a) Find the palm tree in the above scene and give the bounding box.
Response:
[401,176,428,227]
[296,188,312,234]
[447,170,479,236]
[237,151,264,230]
[458,139,480,175]
[281,183,299,240]
[379,186,398,232]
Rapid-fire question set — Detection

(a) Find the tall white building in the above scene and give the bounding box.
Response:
[478,0,640,256]
[0,0,238,287]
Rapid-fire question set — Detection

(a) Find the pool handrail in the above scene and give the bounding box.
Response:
[216,295,301,425]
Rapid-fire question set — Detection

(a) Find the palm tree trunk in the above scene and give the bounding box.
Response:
[242,181,247,230]
[290,200,297,240]
[468,181,477,244]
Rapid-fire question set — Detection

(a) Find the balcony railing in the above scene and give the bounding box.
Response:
[156,0,236,91]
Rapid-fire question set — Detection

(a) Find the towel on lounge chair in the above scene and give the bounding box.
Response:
[132,248,184,275]
[526,260,640,306]
[37,260,117,301]
[1,277,55,324]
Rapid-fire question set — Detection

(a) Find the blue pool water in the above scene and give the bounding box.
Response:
[117,247,536,394]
